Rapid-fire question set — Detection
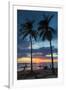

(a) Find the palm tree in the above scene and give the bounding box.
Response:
[20,19,37,72]
[38,14,56,73]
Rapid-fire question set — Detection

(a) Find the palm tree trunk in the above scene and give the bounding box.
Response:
[30,35,33,72]
[49,40,54,73]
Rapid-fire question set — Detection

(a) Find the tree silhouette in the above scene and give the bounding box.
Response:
[20,19,37,72]
[38,14,56,73]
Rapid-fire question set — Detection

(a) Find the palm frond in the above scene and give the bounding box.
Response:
[22,32,29,40]
[39,30,45,37]
[39,20,45,26]
[45,31,52,41]
[48,27,55,33]
[31,30,37,40]
[19,29,29,37]
[20,19,37,41]
[38,26,44,30]
[43,14,49,20]
[48,15,54,23]
[42,34,45,41]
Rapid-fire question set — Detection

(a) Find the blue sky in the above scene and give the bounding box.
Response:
[17,10,58,58]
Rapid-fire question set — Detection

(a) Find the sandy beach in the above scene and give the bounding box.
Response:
[17,68,58,80]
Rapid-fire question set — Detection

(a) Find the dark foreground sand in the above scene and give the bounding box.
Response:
[17,68,58,80]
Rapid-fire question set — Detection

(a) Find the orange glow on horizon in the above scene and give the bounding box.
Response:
[17,57,57,64]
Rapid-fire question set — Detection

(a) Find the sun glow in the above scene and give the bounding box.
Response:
[17,57,57,64]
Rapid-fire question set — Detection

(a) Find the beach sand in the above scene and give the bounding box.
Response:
[17,68,58,80]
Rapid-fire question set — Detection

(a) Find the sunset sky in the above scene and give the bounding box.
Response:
[17,10,58,64]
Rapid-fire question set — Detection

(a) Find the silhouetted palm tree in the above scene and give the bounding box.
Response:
[20,20,37,72]
[38,14,56,73]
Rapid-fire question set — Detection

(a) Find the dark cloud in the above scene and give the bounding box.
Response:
[17,46,57,58]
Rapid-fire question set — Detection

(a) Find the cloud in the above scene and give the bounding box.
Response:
[17,46,57,58]
[28,40,58,50]
[45,53,58,58]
